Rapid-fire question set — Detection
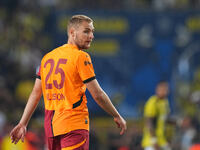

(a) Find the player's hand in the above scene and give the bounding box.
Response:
[114,115,127,135]
[10,123,27,144]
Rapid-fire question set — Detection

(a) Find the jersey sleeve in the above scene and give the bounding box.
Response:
[144,97,156,118]
[36,65,41,79]
[77,52,96,83]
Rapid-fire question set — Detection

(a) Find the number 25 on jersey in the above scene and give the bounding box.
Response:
[44,58,67,90]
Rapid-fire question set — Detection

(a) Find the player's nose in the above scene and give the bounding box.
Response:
[89,32,94,40]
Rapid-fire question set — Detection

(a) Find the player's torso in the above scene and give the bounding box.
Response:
[40,44,89,137]
[40,44,87,111]
[155,97,169,126]
[142,96,170,147]
[150,97,169,138]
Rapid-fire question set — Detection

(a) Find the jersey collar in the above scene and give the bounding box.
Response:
[63,44,80,50]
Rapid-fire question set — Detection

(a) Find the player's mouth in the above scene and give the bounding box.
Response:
[86,41,92,45]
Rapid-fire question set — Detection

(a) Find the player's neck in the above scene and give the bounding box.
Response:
[68,39,75,45]
[157,95,166,99]
[67,39,78,49]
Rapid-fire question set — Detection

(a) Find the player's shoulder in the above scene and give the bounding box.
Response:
[41,52,50,63]
[148,95,157,101]
[78,50,90,56]
[41,46,63,61]
[77,50,91,60]
[146,95,157,104]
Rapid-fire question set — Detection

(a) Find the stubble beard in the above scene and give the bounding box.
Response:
[75,41,90,50]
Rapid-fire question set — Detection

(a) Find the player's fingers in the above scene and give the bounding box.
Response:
[11,134,17,143]
[13,139,18,144]
[14,138,20,144]
[11,133,21,144]
[11,137,15,143]
[12,136,19,144]
[120,127,125,135]
[12,136,18,144]
[21,133,25,143]
[120,122,127,135]
[15,134,23,144]
[11,134,16,143]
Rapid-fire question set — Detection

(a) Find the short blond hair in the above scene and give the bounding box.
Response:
[67,15,93,32]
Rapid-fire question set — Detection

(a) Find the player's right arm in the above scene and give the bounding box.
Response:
[145,117,159,150]
[86,79,127,135]
[144,97,158,148]
[10,78,42,144]
[145,117,156,137]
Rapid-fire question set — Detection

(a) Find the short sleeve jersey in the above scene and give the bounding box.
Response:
[142,95,170,147]
[37,44,95,137]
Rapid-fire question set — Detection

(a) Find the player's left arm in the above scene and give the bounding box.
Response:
[77,52,126,135]
[10,78,42,144]
[86,79,127,135]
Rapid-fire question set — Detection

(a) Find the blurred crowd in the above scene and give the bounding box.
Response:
[1,0,200,11]
[0,1,52,149]
[0,0,200,150]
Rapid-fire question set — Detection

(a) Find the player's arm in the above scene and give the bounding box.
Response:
[144,98,158,147]
[10,78,42,144]
[144,98,156,137]
[86,79,127,135]
[145,117,159,149]
[145,117,156,137]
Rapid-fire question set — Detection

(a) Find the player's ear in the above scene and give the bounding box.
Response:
[69,27,75,38]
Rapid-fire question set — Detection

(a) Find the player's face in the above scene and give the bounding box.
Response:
[73,21,94,49]
[156,83,169,99]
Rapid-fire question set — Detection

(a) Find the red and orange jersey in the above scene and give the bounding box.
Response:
[37,44,95,137]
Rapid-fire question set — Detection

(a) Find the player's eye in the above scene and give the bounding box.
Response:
[83,30,89,34]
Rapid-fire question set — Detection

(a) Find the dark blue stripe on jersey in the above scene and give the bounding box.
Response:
[73,95,83,109]
[83,76,96,84]
[36,75,41,79]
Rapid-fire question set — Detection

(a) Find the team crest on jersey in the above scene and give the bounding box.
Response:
[84,61,91,66]
[85,118,88,124]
